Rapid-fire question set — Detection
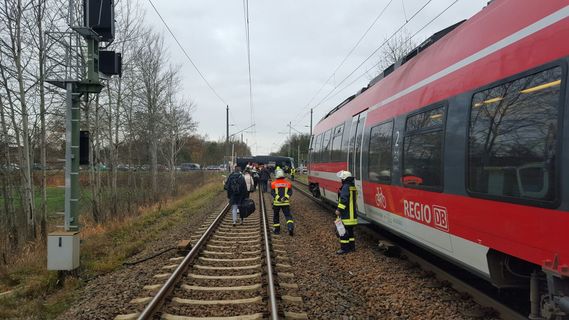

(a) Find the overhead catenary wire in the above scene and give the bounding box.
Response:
[243,0,254,129]
[147,0,228,106]
[316,0,461,108]
[309,0,435,112]
[291,0,395,125]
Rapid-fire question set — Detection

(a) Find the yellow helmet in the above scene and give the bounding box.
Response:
[275,169,285,179]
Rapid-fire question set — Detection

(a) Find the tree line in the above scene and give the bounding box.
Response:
[271,133,311,167]
[0,0,249,263]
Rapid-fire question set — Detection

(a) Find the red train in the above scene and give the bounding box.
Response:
[307,0,569,317]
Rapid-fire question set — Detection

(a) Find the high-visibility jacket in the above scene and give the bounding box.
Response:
[337,178,357,226]
[291,168,296,175]
[271,178,292,206]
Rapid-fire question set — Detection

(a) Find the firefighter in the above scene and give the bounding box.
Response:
[271,169,294,236]
[335,170,357,254]
[290,166,296,181]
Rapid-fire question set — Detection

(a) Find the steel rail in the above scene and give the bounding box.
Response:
[137,203,230,320]
[291,180,526,320]
[259,190,279,320]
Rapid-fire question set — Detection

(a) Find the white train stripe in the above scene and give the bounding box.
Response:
[370,5,569,111]
[364,204,490,276]
[311,170,491,275]
[310,170,341,182]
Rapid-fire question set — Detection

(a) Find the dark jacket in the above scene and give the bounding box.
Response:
[259,168,270,182]
[337,177,358,226]
[224,172,247,205]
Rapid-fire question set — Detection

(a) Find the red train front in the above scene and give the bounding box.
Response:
[307,0,569,318]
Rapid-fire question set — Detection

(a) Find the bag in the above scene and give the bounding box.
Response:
[239,198,256,219]
[335,219,346,237]
[229,173,242,194]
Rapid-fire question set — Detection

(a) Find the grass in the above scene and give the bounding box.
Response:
[0,178,223,319]
[0,186,66,216]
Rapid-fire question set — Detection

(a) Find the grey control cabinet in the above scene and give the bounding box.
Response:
[47,231,80,270]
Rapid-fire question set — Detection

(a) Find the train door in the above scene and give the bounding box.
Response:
[347,110,368,216]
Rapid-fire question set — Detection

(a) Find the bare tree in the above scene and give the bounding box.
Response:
[160,70,197,195]
[0,0,36,240]
[135,31,171,199]
[373,29,417,78]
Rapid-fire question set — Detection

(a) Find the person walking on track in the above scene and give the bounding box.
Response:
[252,168,259,191]
[259,165,271,193]
[335,170,358,254]
[290,166,296,181]
[243,168,254,197]
[224,166,247,226]
[271,168,294,236]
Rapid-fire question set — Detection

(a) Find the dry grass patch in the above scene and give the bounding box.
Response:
[0,178,223,319]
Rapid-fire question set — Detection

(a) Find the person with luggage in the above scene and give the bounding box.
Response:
[252,168,260,191]
[224,166,247,226]
[271,169,294,236]
[335,170,358,254]
[259,165,271,193]
[243,169,255,197]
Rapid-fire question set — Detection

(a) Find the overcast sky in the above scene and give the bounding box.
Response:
[140,0,488,156]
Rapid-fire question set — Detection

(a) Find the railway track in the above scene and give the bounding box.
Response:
[115,190,307,320]
[292,179,526,320]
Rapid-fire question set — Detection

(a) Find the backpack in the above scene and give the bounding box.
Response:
[229,173,242,194]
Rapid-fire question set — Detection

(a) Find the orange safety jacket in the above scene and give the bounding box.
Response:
[271,178,292,206]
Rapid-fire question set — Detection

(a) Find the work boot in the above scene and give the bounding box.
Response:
[336,248,350,255]
[273,229,280,235]
[349,243,355,252]
[288,228,294,236]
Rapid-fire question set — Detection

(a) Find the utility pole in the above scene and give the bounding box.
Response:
[310,108,313,137]
[288,121,292,157]
[225,105,229,172]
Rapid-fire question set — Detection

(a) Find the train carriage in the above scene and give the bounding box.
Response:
[307,0,569,317]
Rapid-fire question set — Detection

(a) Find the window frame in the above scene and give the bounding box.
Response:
[321,129,332,163]
[312,134,322,163]
[330,124,345,162]
[401,102,448,192]
[367,119,394,185]
[465,61,567,208]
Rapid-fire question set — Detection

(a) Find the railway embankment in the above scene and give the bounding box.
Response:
[0,177,225,319]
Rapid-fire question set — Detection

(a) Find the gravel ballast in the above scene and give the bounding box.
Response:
[274,190,498,320]
[58,189,227,320]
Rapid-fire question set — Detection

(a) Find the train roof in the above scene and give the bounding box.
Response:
[321,20,465,122]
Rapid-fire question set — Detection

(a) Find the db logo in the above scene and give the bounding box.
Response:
[375,187,387,209]
[433,205,449,231]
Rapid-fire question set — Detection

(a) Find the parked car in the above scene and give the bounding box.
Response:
[180,163,200,171]
[0,163,20,172]
[117,164,130,171]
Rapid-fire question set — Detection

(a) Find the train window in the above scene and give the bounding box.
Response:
[468,66,562,203]
[406,107,444,132]
[403,106,445,190]
[312,134,322,163]
[321,129,332,163]
[368,121,393,183]
[331,124,344,162]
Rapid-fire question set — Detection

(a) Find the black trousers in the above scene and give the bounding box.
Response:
[260,180,268,192]
[339,225,355,250]
[272,205,294,231]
